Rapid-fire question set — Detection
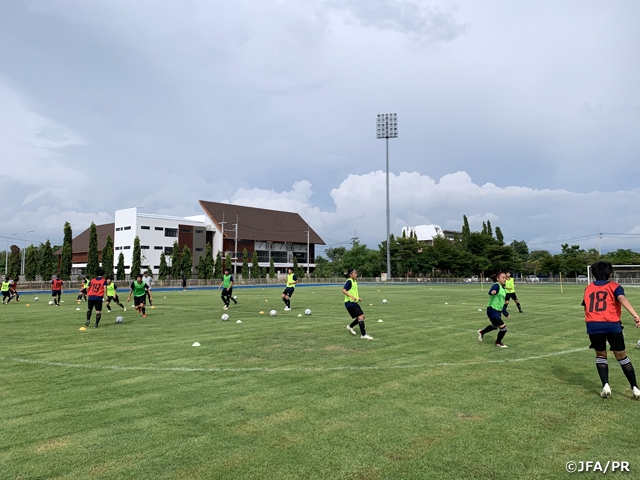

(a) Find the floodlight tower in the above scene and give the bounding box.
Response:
[377,113,398,281]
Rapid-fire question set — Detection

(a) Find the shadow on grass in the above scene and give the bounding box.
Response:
[551,365,593,394]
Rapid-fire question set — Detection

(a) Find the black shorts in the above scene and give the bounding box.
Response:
[52,290,61,296]
[487,314,506,327]
[505,292,518,301]
[221,287,232,296]
[589,332,626,352]
[134,296,146,307]
[346,304,364,319]
[87,299,103,312]
[282,287,295,297]
[107,295,120,303]
[2,291,11,299]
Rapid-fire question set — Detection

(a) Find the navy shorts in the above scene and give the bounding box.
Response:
[87,299,103,312]
[282,287,295,297]
[505,292,518,301]
[346,304,364,319]
[589,332,626,352]
[221,287,232,296]
[52,290,61,296]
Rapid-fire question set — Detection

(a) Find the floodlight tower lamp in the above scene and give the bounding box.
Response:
[376,113,398,281]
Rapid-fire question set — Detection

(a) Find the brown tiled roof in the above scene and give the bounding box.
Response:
[199,201,325,245]
[54,223,115,256]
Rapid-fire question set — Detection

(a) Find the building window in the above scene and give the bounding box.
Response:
[180,228,192,233]
[154,246,163,250]
[141,245,149,250]
[293,252,307,263]
[165,228,178,237]
[124,246,131,250]
[257,250,270,263]
[271,251,287,263]
[115,247,122,250]
[124,226,131,230]
[153,265,160,269]
[141,226,150,230]
[195,248,203,252]
[195,229,204,234]
[155,227,164,231]
[116,227,122,231]
[124,265,130,269]
[164,247,173,254]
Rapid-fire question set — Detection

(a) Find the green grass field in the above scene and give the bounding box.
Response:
[2,283,640,479]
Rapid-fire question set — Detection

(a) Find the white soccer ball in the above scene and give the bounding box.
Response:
[221,314,229,321]
[269,309,277,316]
[305,309,311,315]
[48,300,54,305]
[116,316,124,324]
[233,295,237,300]
[637,339,640,348]
[382,299,388,304]
[34,297,39,301]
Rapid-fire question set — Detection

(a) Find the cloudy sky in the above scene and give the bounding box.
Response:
[2,0,640,254]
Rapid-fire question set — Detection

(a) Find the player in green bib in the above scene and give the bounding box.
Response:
[504,272,523,313]
[281,267,298,311]
[343,268,373,339]
[218,269,236,310]
[477,271,510,348]
[127,274,151,317]
[105,277,126,313]
[1,276,12,304]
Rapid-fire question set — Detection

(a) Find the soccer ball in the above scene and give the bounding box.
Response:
[637,339,640,348]
[305,309,311,315]
[233,295,238,300]
[269,310,277,316]
[115,316,124,324]
[34,297,39,301]
[221,314,229,321]
[382,299,388,304]
[48,300,54,305]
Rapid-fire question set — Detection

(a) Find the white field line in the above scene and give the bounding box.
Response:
[0,348,589,374]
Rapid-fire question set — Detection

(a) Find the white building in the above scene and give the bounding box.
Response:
[402,225,458,245]
[114,207,209,274]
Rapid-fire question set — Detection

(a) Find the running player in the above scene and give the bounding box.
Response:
[127,274,151,317]
[582,261,640,399]
[76,276,89,303]
[105,276,126,313]
[477,271,511,348]
[343,268,373,340]
[51,274,63,306]
[142,271,154,306]
[218,269,236,310]
[1,276,12,304]
[504,272,523,313]
[9,278,19,302]
[281,267,297,311]
[85,268,107,328]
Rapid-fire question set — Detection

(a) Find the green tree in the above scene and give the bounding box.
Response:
[203,243,214,280]
[116,252,126,280]
[324,246,346,275]
[225,252,233,275]
[40,240,57,280]
[494,226,504,245]
[197,254,206,279]
[312,256,332,277]
[158,252,169,280]
[292,256,300,278]
[251,251,260,279]
[8,246,21,278]
[86,222,99,277]
[24,245,39,281]
[213,250,223,278]
[269,256,275,278]
[182,246,193,278]
[170,241,181,278]
[241,248,249,278]
[60,221,73,280]
[130,236,142,279]
[102,234,114,279]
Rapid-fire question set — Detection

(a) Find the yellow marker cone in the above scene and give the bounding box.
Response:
[370,303,373,306]
[79,327,87,331]
[265,299,268,302]
[150,306,155,309]
[25,304,30,307]
[259,311,264,314]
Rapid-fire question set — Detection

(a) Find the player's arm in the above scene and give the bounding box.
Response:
[618,295,640,327]
[126,284,133,302]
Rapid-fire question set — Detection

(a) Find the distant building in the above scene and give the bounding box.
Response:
[199,200,325,274]
[54,223,115,275]
[402,225,459,245]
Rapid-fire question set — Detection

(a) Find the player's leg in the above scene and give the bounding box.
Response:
[147,289,153,306]
[115,295,126,311]
[106,297,112,312]
[611,333,640,397]
[495,323,508,347]
[86,300,95,326]
[589,334,611,397]
[229,288,237,304]
[94,303,102,327]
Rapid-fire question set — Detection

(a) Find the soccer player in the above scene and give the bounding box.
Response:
[105,276,126,313]
[1,276,12,304]
[218,269,236,310]
[582,261,640,399]
[343,268,373,340]
[142,271,154,306]
[127,274,151,317]
[51,274,63,306]
[281,267,298,311]
[504,272,523,313]
[9,278,19,302]
[477,271,510,348]
[85,268,107,328]
[76,276,89,303]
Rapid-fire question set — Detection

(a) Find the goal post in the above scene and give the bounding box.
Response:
[586,264,640,285]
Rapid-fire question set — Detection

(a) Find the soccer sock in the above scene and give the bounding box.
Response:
[142,306,146,314]
[596,357,609,386]
[481,325,496,335]
[358,320,366,336]
[282,297,288,306]
[349,319,359,328]
[496,327,507,344]
[286,298,291,308]
[95,312,101,326]
[86,311,91,322]
[107,304,112,311]
[516,301,522,312]
[618,357,637,388]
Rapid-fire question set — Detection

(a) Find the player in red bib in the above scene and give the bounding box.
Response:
[582,261,640,399]
[51,274,64,306]
[85,268,107,328]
